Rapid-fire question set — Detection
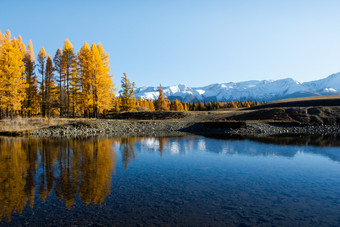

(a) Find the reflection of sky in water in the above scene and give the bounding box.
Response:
[135,137,340,163]
[0,136,340,226]
[197,138,206,151]
[170,141,180,154]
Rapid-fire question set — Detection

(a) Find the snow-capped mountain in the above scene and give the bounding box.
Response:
[134,73,340,102]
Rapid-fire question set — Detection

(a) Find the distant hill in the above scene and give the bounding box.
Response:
[134,73,340,102]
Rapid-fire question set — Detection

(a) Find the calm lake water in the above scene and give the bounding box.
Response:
[0,135,340,226]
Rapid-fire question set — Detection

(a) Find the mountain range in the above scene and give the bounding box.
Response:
[134,73,340,102]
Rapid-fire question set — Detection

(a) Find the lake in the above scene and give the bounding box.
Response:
[0,135,339,226]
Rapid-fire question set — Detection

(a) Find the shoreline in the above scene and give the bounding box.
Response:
[7,119,339,138]
[1,97,340,138]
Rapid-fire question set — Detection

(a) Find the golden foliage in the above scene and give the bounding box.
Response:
[0,30,27,117]
[154,85,169,111]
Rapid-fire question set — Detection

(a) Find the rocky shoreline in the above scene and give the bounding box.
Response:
[223,122,340,136]
[1,101,340,138]
[28,119,340,138]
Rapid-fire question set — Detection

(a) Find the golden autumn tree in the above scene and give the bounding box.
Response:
[0,30,27,118]
[119,73,136,111]
[53,48,64,117]
[95,43,115,114]
[61,39,76,118]
[0,31,117,118]
[154,85,169,111]
[23,40,38,116]
[15,36,26,58]
[89,43,102,117]
[170,99,184,111]
[77,42,114,117]
[77,42,92,116]
[148,100,155,111]
[70,55,80,117]
[45,54,57,117]
[14,35,27,114]
[37,47,47,117]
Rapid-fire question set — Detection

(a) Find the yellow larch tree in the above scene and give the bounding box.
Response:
[70,57,80,117]
[95,43,114,114]
[53,48,64,117]
[15,36,26,58]
[0,30,27,118]
[170,99,184,111]
[23,40,38,116]
[77,42,92,117]
[45,54,57,117]
[148,100,155,111]
[37,47,47,117]
[61,39,76,117]
[78,42,115,117]
[89,43,102,116]
[154,85,169,111]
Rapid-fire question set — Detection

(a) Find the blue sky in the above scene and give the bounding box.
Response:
[1,0,340,87]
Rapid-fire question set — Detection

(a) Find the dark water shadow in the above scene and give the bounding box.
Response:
[202,133,340,147]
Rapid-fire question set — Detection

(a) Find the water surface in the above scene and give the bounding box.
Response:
[0,136,340,226]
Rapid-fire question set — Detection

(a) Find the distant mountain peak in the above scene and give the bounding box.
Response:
[134,73,340,102]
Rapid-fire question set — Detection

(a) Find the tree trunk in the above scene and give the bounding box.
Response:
[67,70,69,118]
[59,72,62,118]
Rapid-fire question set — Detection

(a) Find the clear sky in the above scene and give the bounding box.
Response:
[1,0,340,87]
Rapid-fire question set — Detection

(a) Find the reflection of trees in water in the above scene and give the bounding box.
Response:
[0,136,194,222]
[0,136,177,222]
[0,136,203,222]
[77,139,116,205]
[55,139,77,209]
[53,138,117,208]
[38,139,59,202]
[0,137,117,221]
[157,137,169,157]
[119,137,169,168]
[0,138,29,222]
[22,138,38,209]
[120,138,137,169]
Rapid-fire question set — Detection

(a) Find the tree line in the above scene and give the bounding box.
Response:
[0,30,114,119]
[118,83,261,112]
[0,29,261,119]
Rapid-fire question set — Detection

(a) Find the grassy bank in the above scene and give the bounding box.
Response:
[0,118,96,135]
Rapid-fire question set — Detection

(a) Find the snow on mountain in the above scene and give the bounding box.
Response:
[134,73,340,102]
